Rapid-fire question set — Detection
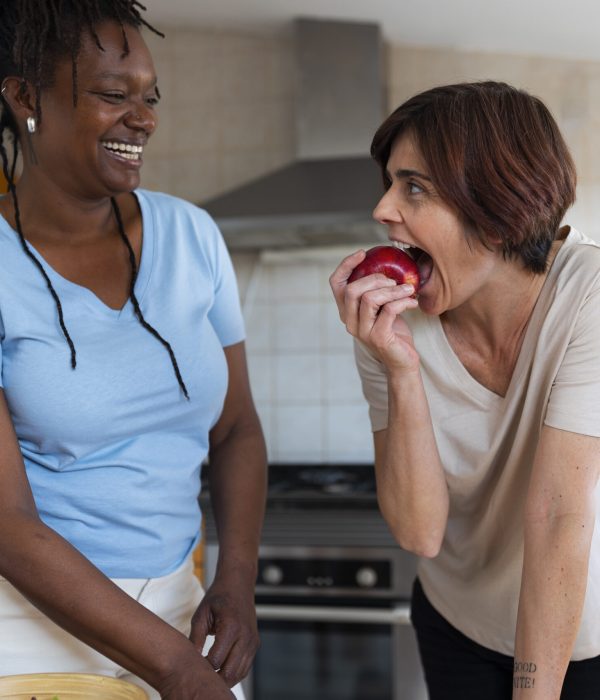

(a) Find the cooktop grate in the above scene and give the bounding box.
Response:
[202,505,396,548]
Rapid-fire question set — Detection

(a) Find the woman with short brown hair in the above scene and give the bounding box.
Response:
[371,81,576,274]
[331,81,600,699]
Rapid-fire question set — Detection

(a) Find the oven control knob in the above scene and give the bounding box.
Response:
[356,566,378,588]
[262,564,283,586]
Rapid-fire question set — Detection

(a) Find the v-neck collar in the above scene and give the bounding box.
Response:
[423,230,578,404]
[0,190,155,321]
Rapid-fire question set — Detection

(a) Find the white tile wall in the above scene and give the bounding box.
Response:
[233,248,376,464]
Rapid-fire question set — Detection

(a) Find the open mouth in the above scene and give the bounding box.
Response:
[101,140,143,162]
[410,247,433,287]
[393,242,433,288]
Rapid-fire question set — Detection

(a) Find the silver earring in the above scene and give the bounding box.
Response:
[27,116,36,134]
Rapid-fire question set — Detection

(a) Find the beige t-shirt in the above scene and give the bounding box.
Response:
[355,228,600,659]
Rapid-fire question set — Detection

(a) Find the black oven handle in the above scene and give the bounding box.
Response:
[255,603,411,625]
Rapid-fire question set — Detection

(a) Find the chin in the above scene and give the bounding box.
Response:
[103,176,141,197]
[416,293,443,317]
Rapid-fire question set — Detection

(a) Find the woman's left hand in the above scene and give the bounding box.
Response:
[189,574,259,688]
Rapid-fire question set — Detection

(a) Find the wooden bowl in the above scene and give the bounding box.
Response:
[0,673,148,699]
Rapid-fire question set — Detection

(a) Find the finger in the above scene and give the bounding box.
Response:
[206,626,238,672]
[352,283,415,338]
[232,631,259,682]
[329,249,366,311]
[189,607,212,651]
[343,275,399,334]
[329,249,365,287]
[371,296,419,336]
[217,641,247,688]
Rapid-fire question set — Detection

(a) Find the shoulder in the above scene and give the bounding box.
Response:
[0,215,28,279]
[555,228,600,281]
[135,189,227,262]
[547,228,600,308]
[135,190,234,286]
[135,189,218,232]
[541,228,600,352]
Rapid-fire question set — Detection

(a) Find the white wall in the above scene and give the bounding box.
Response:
[233,248,374,464]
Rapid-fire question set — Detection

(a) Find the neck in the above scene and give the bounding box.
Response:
[2,169,124,244]
[442,246,560,352]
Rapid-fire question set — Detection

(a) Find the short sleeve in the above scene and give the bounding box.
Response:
[204,214,246,348]
[354,339,389,432]
[544,280,600,437]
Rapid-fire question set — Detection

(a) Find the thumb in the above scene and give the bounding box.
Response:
[189,605,212,651]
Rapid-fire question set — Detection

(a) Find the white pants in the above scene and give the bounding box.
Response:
[0,558,245,699]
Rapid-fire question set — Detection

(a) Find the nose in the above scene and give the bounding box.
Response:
[372,188,402,226]
[124,101,157,136]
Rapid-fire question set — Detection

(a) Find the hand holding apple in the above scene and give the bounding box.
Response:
[329,245,421,371]
[347,246,421,291]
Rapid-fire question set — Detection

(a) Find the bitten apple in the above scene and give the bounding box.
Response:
[347,246,421,290]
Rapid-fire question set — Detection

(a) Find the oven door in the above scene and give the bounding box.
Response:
[248,598,427,700]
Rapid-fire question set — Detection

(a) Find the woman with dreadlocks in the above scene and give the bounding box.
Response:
[0,2,266,698]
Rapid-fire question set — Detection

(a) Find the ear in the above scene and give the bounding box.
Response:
[484,231,503,248]
[1,77,37,125]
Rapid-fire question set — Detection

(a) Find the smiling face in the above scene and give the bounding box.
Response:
[373,132,502,316]
[22,20,159,199]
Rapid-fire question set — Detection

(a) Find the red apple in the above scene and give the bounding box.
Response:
[348,246,421,290]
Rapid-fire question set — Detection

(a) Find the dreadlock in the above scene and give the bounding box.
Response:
[0,1,190,399]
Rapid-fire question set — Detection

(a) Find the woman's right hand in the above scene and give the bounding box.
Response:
[329,249,421,372]
[157,649,236,699]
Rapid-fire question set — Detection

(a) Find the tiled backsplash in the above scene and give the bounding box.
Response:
[232,248,375,464]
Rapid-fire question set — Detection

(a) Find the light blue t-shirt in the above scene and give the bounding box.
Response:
[0,189,245,577]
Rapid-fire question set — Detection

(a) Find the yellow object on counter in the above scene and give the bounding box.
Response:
[0,673,148,699]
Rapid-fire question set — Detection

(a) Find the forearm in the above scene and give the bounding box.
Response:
[513,512,594,699]
[208,413,267,585]
[378,368,448,557]
[0,512,206,689]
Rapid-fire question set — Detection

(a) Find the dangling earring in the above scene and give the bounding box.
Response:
[27,116,36,134]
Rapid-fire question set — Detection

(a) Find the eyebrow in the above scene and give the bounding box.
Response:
[387,168,432,181]
[94,71,158,85]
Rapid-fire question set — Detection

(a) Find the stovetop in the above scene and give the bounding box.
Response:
[266,464,376,503]
[201,463,377,507]
[201,463,396,547]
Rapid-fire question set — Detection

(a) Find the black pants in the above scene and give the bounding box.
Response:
[410,578,600,699]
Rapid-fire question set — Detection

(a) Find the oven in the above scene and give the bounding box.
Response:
[202,465,427,700]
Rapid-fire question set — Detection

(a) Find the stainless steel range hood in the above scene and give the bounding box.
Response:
[202,17,389,250]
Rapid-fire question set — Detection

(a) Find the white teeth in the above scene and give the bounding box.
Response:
[102,141,143,158]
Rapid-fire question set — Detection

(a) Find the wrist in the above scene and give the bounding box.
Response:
[387,364,423,393]
[147,635,203,690]
[214,556,258,590]
[157,645,226,695]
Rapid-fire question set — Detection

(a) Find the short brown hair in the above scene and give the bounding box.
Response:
[371,81,577,273]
